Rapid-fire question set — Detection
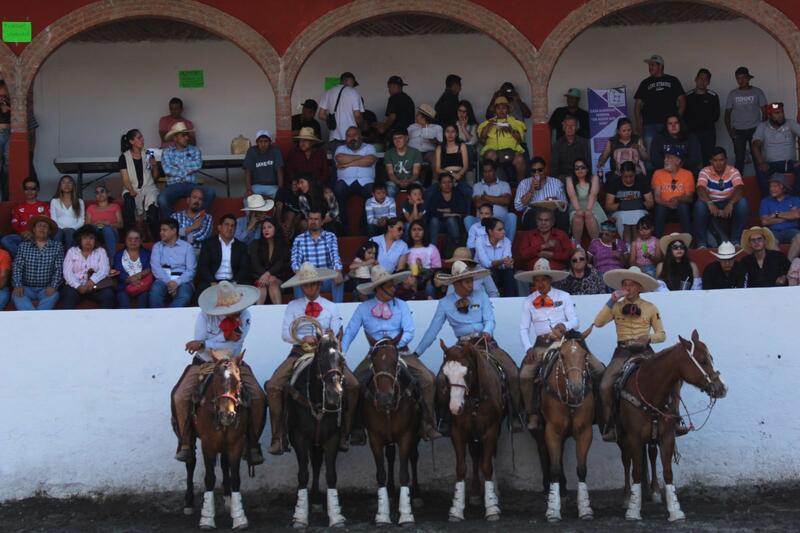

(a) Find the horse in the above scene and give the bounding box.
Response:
[439,339,506,522]
[361,332,422,526]
[616,329,727,522]
[286,317,348,528]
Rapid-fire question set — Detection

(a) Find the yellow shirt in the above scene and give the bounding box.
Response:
[478,116,526,154]
[593,296,666,344]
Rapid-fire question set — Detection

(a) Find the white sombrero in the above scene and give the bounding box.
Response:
[436,260,490,285]
[198,281,259,316]
[281,262,338,289]
[659,232,692,255]
[164,121,195,141]
[241,194,275,212]
[356,265,411,295]
[710,241,743,260]
[603,266,660,292]
[514,258,569,283]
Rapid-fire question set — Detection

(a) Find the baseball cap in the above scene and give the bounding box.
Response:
[664,145,685,160]
[301,99,318,111]
[340,71,359,86]
[768,102,784,111]
[735,66,754,79]
[564,88,581,98]
[769,174,789,189]
[644,54,664,65]
[255,129,272,140]
[500,81,515,93]
[387,75,407,87]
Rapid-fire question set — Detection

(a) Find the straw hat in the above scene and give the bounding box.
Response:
[198,281,259,316]
[356,266,411,295]
[293,127,321,143]
[659,232,692,255]
[741,226,778,253]
[241,194,275,212]
[437,260,490,285]
[710,241,743,260]
[417,103,436,120]
[514,258,568,283]
[27,215,57,236]
[443,247,478,265]
[603,266,660,292]
[281,262,338,289]
[164,121,195,141]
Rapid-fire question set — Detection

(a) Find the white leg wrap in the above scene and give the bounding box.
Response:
[448,480,466,521]
[375,486,391,525]
[577,482,593,520]
[199,491,216,529]
[292,488,309,528]
[625,483,642,520]
[398,486,415,525]
[327,488,346,527]
[545,482,562,522]
[229,492,248,530]
[484,480,500,520]
[665,484,686,522]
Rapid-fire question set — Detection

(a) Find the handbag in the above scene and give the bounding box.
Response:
[86,269,117,291]
[125,272,154,297]
[326,86,346,131]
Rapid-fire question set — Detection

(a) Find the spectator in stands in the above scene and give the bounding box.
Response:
[401,182,426,228]
[322,186,344,236]
[334,126,377,230]
[549,88,590,140]
[291,99,322,140]
[159,97,195,148]
[425,173,468,258]
[370,217,408,274]
[249,217,290,305]
[86,184,122,260]
[119,129,160,242]
[656,233,700,290]
[725,67,767,174]
[2,176,49,257]
[290,208,345,302]
[634,55,686,150]
[702,241,745,290]
[360,110,382,146]
[384,127,422,197]
[235,195,274,245]
[741,226,789,287]
[551,116,592,180]
[649,114,703,176]
[435,74,461,127]
[11,216,63,311]
[60,225,115,309]
[652,147,695,237]
[759,174,800,244]
[554,247,607,295]
[456,100,479,172]
[318,72,364,151]
[149,219,196,308]
[518,208,574,271]
[485,82,532,122]
[0,244,8,310]
[588,221,629,274]
[380,76,415,140]
[441,247,500,298]
[347,240,378,301]
[406,219,442,297]
[407,104,442,168]
[113,228,152,309]
[170,187,212,253]
[478,97,527,181]
[515,157,569,231]
[693,146,749,248]
[597,117,648,180]
[197,214,249,295]
[467,159,516,243]
[604,161,654,242]
[465,203,493,253]
[629,215,660,277]
[566,157,605,244]
[365,181,396,237]
[0,81,9,200]
[294,175,325,234]
[434,123,470,198]
[50,175,85,251]
[473,217,515,296]
[752,102,800,197]
[684,68,720,163]
[286,127,328,186]
[159,122,215,216]
[244,129,284,200]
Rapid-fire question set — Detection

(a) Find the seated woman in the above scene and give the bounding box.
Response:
[369,217,408,274]
[347,240,379,302]
[248,217,290,305]
[405,219,442,297]
[86,183,123,259]
[554,247,607,295]
[596,117,648,180]
[656,232,701,290]
[61,224,115,309]
[433,123,471,198]
[588,221,629,274]
[473,217,516,296]
[113,228,152,308]
[566,157,606,244]
[50,175,85,250]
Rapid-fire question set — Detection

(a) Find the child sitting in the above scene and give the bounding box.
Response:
[347,241,379,301]
[366,181,396,237]
[629,215,660,277]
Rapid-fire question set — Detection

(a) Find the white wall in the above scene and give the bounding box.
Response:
[1,287,798,501]
[549,19,796,174]
[32,40,275,193]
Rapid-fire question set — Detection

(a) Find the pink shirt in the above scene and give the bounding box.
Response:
[63,247,110,288]
[588,238,628,274]
[407,244,442,269]
[87,203,121,225]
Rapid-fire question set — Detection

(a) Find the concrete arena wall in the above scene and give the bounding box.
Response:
[0,287,797,501]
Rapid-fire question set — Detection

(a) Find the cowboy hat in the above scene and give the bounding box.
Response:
[741,226,779,253]
[356,265,411,295]
[443,247,478,265]
[437,260,490,285]
[27,215,57,236]
[241,194,275,212]
[164,121,195,141]
[416,103,436,120]
[281,262,338,289]
[198,281,259,316]
[514,258,568,283]
[659,232,692,255]
[293,127,321,143]
[710,241,743,260]
[529,199,567,211]
[603,266,660,292]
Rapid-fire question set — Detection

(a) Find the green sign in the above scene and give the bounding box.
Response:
[179,70,204,89]
[2,21,32,43]
[324,76,340,91]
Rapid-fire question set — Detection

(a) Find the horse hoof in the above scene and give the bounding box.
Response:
[580,512,594,521]
[199,521,216,530]
[292,520,307,529]
[183,507,194,516]
[311,504,324,514]
[486,513,500,522]
[546,515,561,523]
[668,512,686,523]
[232,517,249,530]
[469,495,482,506]
[448,515,463,523]
[412,498,424,509]
[330,521,346,528]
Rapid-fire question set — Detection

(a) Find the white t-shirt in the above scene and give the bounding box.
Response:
[319,84,364,141]
[407,123,442,153]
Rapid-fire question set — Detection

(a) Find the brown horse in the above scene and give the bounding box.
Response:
[361,332,422,526]
[617,330,727,522]
[440,340,505,522]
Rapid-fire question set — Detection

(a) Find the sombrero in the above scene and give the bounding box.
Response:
[417,103,436,120]
[741,226,779,253]
[241,194,275,212]
[710,241,743,260]
[164,121,195,141]
[603,266,660,292]
[293,127,321,143]
[356,266,411,295]
[443,247,478,265]
[437,260,490,285]
[529,199,567,211]
[27,215,57,236]
[658,232,692,255]
[281,262,338,289]
[514,258,569,283]
[198,281,259,316]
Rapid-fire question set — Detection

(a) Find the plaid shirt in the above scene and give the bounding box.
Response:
[161,145,203,185]
[291,230,343,272]
[12,239,64,288]
[171,210,213,250]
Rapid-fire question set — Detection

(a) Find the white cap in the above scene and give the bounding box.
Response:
[255,129,272,140]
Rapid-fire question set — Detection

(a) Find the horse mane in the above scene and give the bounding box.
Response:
[471,345,503,408]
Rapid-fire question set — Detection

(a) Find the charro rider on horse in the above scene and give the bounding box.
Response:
[171,281,267,465]
[415,260,523,433]
[265,262,360,454]
[341,266,443,441]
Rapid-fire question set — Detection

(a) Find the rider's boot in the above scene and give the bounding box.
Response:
[267,391,286,456]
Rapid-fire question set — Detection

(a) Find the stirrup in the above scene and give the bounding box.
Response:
[675,418,690,437]
[437,417,451,437]
[423,423,443,441]
[267,438,285,456]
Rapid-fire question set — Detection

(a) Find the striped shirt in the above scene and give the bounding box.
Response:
[514,176,567,212]
[161,145,203,185]
[171,210,213,250]
[290,230,343,272]
[697,165,742,202]
[365,197,396,224]
[12,239,64,288]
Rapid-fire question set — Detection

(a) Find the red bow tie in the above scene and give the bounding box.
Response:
[219,317,241,340]
[305,301,322,318]
[533,295,554,309]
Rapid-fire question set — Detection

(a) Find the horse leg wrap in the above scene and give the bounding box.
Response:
[199,490,216,529]
[625,484,642,520]
[577,482,593,520]
[545,482,562,522]
[327,488,346,527]
[448,480,466,522]
[375,486,391,525]
[398,486,415,525]
[229,492,249,530]
[484,480,500,521]
[292,488,309,528]
[665,484,686,522]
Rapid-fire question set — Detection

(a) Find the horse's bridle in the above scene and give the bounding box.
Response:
[311,341,345,416]
[370,339,403,410]
[684,339,720,394]
[214,360,242,406]
[445,346,475,399]
[553,339,590,408]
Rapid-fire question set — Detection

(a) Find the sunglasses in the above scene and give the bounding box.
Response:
[749,236,765,243]
[621,303,642,317]
[531,167,545,173]
[718,179,725,189]
[96,189,107,194]
[574,165,587,171]
[670,179,678,191]
[24,187,38,191]
[671,243,686,250]
[571,257,586,263]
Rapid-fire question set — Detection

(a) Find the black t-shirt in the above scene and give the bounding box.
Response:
[548,106,590,139]
[118,154,144,189]
[291,114,322,140]
[634,74,685,125]
[684,90,720,133]
[605,175,651,211]
[385,92,415,132]
[435,91,459,126]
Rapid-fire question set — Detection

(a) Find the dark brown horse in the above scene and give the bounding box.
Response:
[440,340,505,522]
[617,330,727,522]
[361,332,422,526]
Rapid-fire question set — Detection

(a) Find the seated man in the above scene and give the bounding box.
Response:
[407,104,442,168]
[159,97,195,148]
[551,116,592,180]
[652,146,694,237]
[478,96,527,181]
[2,176,50,258]
[333,126,377,230]
[11,216,63,311]
[442,247,500,298]
[197,214,250,295]
[170,187,213,254]
[467,159,517,244]
[702,241,746,290]
[149,219,197,308]
[752,102,800,196]
[693,146,749,247]
[514,157,569,231]
[384,127,423,198]
[517,208,574,271]
[235,195,274,245]
[290,208,345,303]
[759,174,800,245]
[741,226,790,287]
[286,127,328,186]
[425,173,468,258]
[244,129,284,200]
[158,122,215,216]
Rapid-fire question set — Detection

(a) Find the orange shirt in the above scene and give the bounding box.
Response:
[651,169,695,202]
[0,248,10,270]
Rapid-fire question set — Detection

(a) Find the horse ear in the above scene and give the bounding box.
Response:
[232,351,244,367]
[336,327,343,344]
[439,338,447,352]
[366,333,377,346]
[392,329,403,346]
[210,349,222,363]
[581,324,594,339]
[691,329,700,342]
[678,335,690,348]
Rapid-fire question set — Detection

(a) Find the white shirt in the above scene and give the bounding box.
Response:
[214,236,234,281]
[319,84,364,141]
[407,123,442,153]
[49,198,85,230]
[519,288,578,350]
[281,296,343,344]
[194,309,251,362]
[473,234,512,269]
[335,143,377,186]
[472,180,512,217]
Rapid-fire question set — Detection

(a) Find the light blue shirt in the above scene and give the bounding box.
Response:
[150,239,197,285]
[415,290,495,355]
[370,235,409,273]
[341,297,415,353]
[446,274,499,298]
[335,143,377,186]
[235,216,261,245]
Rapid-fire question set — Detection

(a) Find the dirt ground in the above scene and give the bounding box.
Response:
[1,483,798,532]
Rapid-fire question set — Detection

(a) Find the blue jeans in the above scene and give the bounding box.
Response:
[732,128,757,175]
[251,184,279,199]
[116,290,149,309]
[755,160,800,197]
[158,182,217,217]
[93,225,118,259]
[491,267,516,297]
[0,287,9,310]
[654,202,692,237]
[772,227,800,244]
[1,234,22,257]
[54,228,76,250]
[693,198,749,246]
[429,216,462,257]
[333,180,373,231]
[293,278,344,303]
[0,127,9,199]
[148,280,194,308]
[12,286,60,311]
[463,212,517,246]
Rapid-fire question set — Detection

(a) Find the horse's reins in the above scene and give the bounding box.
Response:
[551,339,591,409]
